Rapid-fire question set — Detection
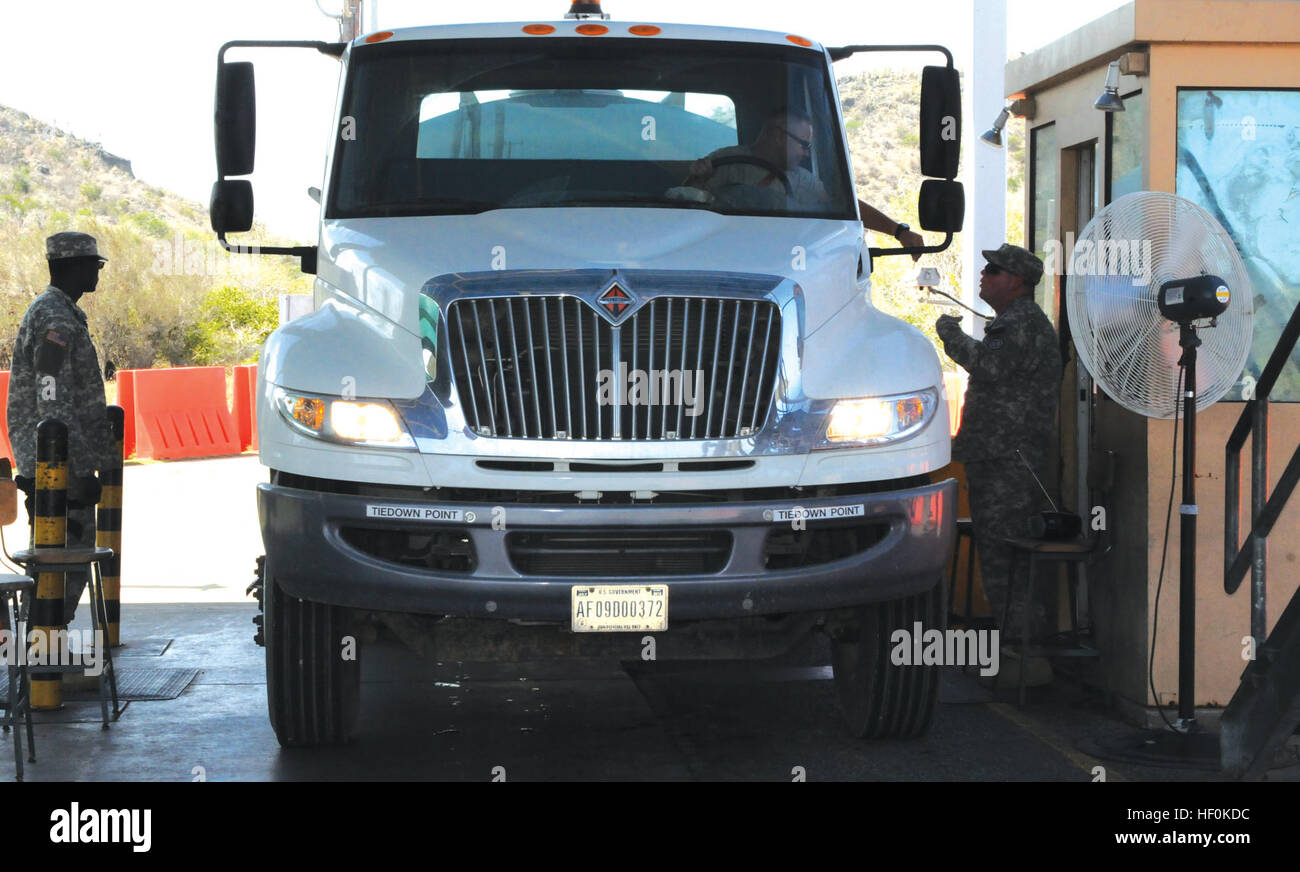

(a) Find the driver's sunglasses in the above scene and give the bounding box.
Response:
[984,263,1003,275]
[777,126,813,151]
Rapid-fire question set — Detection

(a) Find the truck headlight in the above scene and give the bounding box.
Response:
[274,387,416,449]
[819,389,938,447]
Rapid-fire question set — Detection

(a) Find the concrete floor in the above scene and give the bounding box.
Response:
[8,601,1296,781]
[1,456,1294,781]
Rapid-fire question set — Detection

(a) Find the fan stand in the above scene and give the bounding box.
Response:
[1089,323,1221,771]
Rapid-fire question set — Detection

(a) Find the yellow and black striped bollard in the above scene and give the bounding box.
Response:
[96,406,124,647]
[30,419,68,711]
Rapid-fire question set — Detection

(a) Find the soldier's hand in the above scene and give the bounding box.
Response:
[69,474,101,509]
[898,228,925,261]
[935,313,963,338]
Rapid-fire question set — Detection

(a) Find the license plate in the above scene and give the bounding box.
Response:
[571,585,669,633]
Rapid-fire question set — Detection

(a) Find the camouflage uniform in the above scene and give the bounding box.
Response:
[936,244,1062,640]
[7,232,113,621]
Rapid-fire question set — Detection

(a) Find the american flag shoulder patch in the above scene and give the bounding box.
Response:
[44,329,68,347]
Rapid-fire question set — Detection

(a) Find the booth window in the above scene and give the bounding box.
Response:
[1029,122,1057,316]
[1106,90,1144,203]
[1175,88,1300,401]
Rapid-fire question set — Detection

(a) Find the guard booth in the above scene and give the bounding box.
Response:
[1002,0,1300,722]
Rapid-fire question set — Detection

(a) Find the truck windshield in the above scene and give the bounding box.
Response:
[329,37,856,220]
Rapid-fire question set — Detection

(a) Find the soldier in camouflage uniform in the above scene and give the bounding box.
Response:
[935,243,1062,642]
[8,231,113,623]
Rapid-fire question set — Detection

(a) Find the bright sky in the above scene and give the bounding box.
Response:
[0,0,1128,237]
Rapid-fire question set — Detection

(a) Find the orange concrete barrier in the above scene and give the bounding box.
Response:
[117,369,137,458]
[943,371,966,436]
[120,367,240,460]
[0,371,12,464]
[233,364,258,452]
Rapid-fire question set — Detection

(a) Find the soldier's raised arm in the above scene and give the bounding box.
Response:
[936,314,1030,382]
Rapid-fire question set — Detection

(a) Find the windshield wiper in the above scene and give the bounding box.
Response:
[543,195,725,212]
[355,197,502,216]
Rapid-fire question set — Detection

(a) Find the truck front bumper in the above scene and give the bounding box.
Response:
[258,478,956,622]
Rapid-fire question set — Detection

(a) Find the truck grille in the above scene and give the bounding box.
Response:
[506,529,731,576]
[447,296,780,440]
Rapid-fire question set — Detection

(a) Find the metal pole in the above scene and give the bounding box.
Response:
[96,407,125,647]
[968,0,1006,343]
[1224,427,1239,591]
[30,420,69,711]
[1178,329,1197,727]
[1250,395,1267,647]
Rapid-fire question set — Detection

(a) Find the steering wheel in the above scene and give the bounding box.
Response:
[708,155,791,194]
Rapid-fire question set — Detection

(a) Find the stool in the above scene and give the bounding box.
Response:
[999,450,1117,707]
[11,547,120,728]
[999,545,1102,706]
[0,574,36,781]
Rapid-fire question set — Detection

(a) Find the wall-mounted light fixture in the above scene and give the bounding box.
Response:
[980,107,1011,148]
[1094,61,1125,112]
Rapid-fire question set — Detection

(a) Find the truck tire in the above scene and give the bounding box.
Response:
[830,576,945,739]
[263,558,361,746]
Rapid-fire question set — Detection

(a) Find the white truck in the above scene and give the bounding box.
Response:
[211,2,966,746]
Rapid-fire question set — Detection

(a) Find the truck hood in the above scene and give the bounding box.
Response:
[318,208,866,339]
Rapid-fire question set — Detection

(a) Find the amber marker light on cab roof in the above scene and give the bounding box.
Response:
[629,25,661,36]
[786,35,813,46]
[364,31,394,43]
[575,23,609,35]
[522,24,555,34]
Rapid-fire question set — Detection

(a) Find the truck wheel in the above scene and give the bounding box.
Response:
[263,558,361,746]
[830,577,945,739]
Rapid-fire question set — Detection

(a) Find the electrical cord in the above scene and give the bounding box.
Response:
[1148,363,1183,733]
[924,288,994,321]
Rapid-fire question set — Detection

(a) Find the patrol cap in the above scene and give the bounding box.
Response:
[981,243,1042,287]
[46,231,107,263]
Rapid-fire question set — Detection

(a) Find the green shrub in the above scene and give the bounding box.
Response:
[184,285,278,366]
[1,194,36,216]
[80,183,101,202]
[130,211,169,238]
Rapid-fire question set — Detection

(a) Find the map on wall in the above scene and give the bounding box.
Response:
[1176,89,1300,402]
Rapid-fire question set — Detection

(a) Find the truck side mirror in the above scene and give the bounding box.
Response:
[918,179,964,233]
[211,180,255,234]
[208,40,340,275]
[919,66,961,179]
[215,61,256,177]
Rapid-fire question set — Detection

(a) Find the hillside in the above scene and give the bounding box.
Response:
[0,105,309,371]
